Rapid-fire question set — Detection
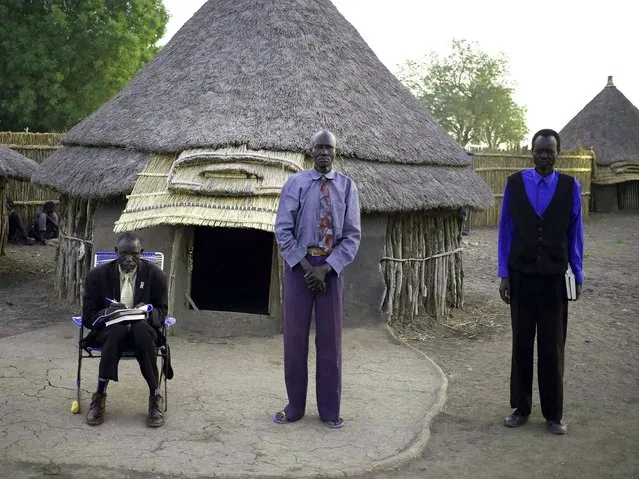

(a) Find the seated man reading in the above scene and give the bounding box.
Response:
[81,231,172,427]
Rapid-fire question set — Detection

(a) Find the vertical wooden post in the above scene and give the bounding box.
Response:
[269,234,283,330]
[167,225,184,335]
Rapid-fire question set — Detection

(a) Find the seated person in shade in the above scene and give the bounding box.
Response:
[30,201,59,244]
[81,231,173,427]
[6,196,31,245]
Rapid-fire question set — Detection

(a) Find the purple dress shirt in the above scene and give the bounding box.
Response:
[275,168,361,275]
[498,168,584,283]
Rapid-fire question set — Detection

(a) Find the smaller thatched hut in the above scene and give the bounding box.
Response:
[0,146,39,255]
[560,76,639,212]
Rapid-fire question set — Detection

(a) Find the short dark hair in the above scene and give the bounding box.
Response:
[117,231,141,245]
[532,129,561,152]
[43,201,55,213]
[6,196,14,208]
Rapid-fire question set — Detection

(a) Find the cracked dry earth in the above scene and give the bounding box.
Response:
[0,247,445,479]
[2,212,639,479]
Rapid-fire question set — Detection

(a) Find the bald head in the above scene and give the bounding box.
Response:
[311,130,336,174]
[311,130,336,149]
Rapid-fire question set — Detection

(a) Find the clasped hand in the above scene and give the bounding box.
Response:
[301,259,332,293]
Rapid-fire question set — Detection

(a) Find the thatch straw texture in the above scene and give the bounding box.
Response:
[591,162,639,185]
[37,0,493,212]
[342,161,494,213]
[168,147,304,197]
[33,146,150,198]
[560,77,639,167]
[114,146,494,232]
[114,153,283,233]
[0,146,39,180]
[62,0,470,166]
[470,151,593,227]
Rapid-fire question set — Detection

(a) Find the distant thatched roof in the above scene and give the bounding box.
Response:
[33,146,150,198]
[560,77,639,166]
[0,145,39,181]
[34,0,493,212]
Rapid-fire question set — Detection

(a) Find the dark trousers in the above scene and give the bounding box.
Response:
[29,223,58,244]
[509,269,568,421]
[283,255,343,422]
[95,321,159,390]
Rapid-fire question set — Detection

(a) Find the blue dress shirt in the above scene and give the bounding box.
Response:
[275,168,361,275]
[498,168,584,283]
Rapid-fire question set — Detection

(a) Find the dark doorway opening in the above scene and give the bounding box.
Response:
[190,226,273,314]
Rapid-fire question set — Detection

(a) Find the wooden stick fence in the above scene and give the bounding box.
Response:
[381,211,463,324]
[55,196,96,304]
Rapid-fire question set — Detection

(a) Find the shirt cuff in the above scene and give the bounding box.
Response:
[325,256,343,275]
[284,247,307,269]
[573,270,584,284]
[497,264,509,278]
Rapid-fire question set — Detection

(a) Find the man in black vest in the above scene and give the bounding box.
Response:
[497,129,584,435]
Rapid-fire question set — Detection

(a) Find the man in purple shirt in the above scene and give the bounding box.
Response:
[498,129,584,435]
[273,130,361,429]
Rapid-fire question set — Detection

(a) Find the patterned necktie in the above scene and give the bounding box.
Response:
[319,176,334,251]
[120,274,134,308]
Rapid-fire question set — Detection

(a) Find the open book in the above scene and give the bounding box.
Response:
[93,304,153,327]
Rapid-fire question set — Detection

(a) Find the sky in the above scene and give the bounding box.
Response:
[159,0,639,146]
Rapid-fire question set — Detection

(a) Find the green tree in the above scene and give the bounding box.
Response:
[0,0,168,132]
[398,39,527,149]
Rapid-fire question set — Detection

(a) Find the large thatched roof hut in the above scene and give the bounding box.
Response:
[0,146,39,255]
[560,76,639,212]
[33,0,493,332]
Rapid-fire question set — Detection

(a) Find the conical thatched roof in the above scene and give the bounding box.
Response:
[0,145,39,181]
[560,76,639,166]
[34,0,493,212]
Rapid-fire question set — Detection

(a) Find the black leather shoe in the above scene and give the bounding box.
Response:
[504,410,528,427]
[547,420,567,435]
[86,393,106,425]
[147,395,164,427]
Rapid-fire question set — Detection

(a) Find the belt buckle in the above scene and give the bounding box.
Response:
[308,248,322,257]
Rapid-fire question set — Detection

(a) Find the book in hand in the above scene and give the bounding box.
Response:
[93,304,153,327]
[565,269,577,301]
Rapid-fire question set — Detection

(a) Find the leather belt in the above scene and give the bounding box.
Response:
[307,247,333,256]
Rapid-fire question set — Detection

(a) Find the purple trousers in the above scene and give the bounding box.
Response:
[282,255,343,422]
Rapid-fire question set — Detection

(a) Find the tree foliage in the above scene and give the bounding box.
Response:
[398,39,527,149]
[0,0,168,132]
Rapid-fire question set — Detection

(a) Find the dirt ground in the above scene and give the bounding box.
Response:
[0,243,75,339]
[0,212,637,478]
[359,211,639,479]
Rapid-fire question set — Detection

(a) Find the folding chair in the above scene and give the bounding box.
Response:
[71,251,176,414]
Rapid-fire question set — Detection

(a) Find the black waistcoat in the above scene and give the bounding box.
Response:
[507,171,574,275]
